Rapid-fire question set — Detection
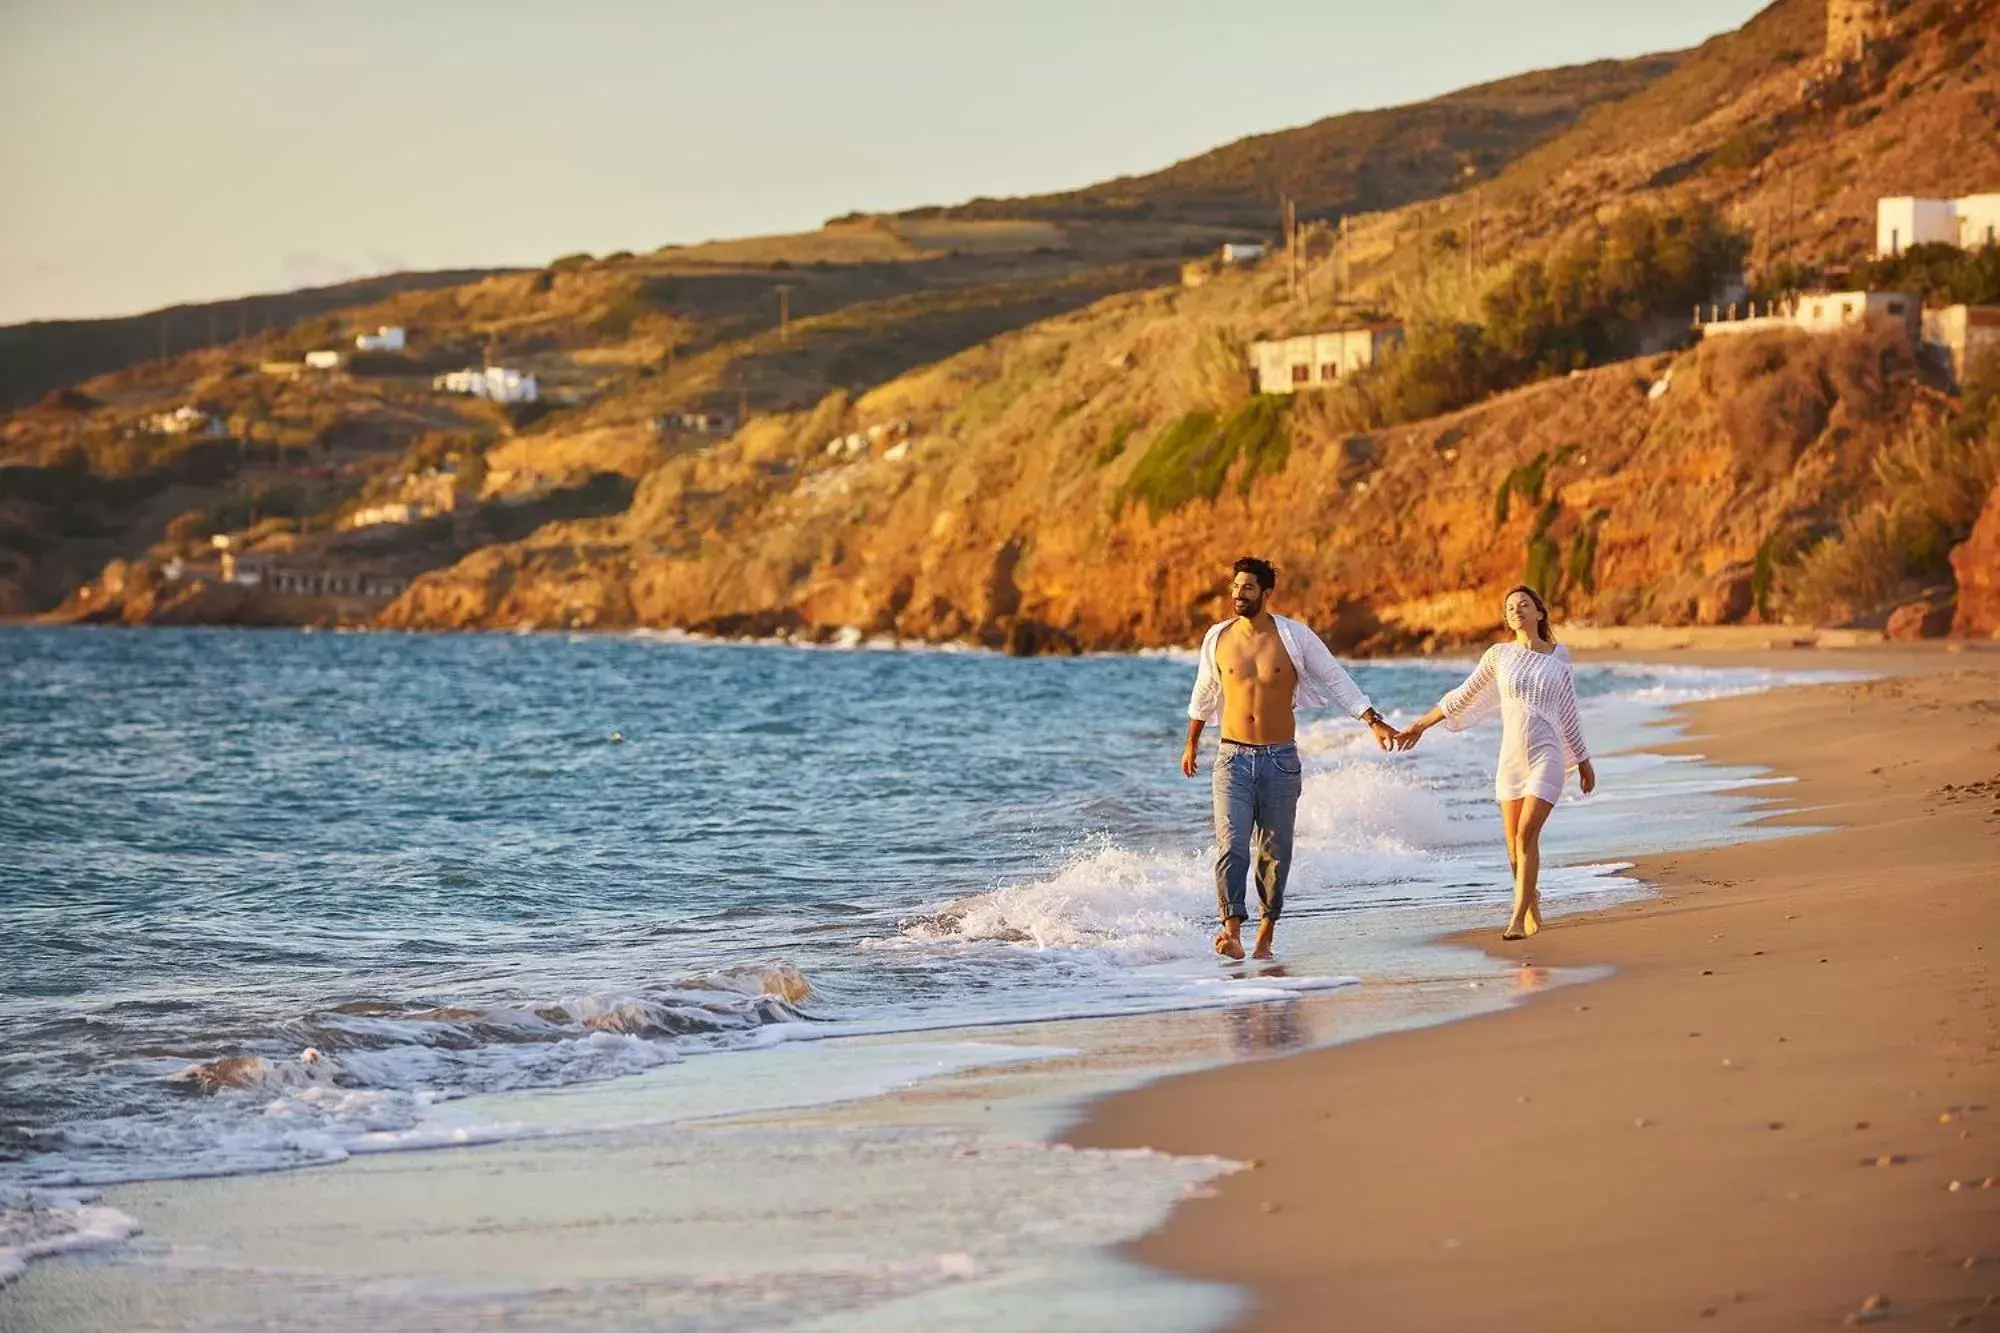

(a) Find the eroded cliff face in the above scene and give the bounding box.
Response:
[378,297,1942,652]
[1951,484,2000,639]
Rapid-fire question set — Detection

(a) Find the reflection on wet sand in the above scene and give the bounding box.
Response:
[1223,995,1306,1056]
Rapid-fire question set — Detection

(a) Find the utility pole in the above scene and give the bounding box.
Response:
[776,284,792,343]
[1340,215,1350,306]
[1286,196,1301,301]
[1469,188,1480,285]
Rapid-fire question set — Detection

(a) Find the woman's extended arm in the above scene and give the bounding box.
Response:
[1396,648,1498,750]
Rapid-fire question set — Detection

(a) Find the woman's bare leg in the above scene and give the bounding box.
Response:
[1499,799,1524,936]
[1506,797,1555,938]
[1500,800,1524,880]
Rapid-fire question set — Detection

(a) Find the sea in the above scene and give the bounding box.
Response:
[0,626,1847,1328]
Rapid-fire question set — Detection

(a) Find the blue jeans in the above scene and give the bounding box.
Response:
[1211,740,1302,925]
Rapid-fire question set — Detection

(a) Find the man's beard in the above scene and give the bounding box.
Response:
[1232,594,1263,617]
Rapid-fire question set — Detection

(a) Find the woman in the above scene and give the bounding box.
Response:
[1397,586,1596,940]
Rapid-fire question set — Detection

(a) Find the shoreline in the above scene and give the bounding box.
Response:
[9,611,1990,658]
[1068,657,2000,1331]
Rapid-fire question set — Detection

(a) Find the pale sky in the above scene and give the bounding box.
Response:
[0,0,1766,325]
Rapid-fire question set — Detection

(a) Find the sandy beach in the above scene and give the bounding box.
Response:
[1073,649,2000,1331]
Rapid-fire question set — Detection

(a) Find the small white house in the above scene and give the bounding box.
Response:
[1877,194,2000,256]
[433,366,539,404]
[1250,325,1405,394]
[304,349,342,370]
[1221,242,1266,265]
[345,502,421,529]
[145,404,224,436]
[1697,290,1918,340]
[354,325,406,352]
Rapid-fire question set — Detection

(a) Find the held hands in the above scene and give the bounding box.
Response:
[1367,719,1398,753]
[1392,721,1429,752]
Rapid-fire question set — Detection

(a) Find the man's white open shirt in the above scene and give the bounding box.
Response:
[1187,614,1374,730]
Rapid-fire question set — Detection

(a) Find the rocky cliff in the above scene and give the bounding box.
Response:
[1952,483,2000,637]
[379,290,1948,651]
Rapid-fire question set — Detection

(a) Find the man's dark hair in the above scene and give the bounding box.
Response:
[1232,556,1276,591]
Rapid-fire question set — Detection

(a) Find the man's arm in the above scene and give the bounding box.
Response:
[1183,625,1222,776]
[1296,630,1396,751]
[1181,718,1205,778]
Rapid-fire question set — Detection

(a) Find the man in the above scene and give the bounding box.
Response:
[1182,557,1396,960]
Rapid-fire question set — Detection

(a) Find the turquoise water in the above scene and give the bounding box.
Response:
[0,627,1830,1235]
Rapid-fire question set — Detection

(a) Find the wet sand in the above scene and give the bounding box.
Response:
[1071,655,2000,1330]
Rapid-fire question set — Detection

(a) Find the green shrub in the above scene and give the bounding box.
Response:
[1751,527,1805,620]
[1094,417,1137,466]
[1775,408,2000,621]
[1121,397,1290,517]
[1523,500,1563,597]
[1493,450,1550,528]
[1227,395,1290,495]
[1848,242,2000,306]
[1358,205,1745,430]
[1564,522,1599,595]
[1483,205,1746,379]
[1709,122,1777,172]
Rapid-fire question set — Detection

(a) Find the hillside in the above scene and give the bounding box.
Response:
[929,57,1680,228]
[1341,0,2000,298]
[0,268,510,412]
[369,281,1963,649]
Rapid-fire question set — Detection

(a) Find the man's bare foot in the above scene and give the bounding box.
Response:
[1251,918,1276,959]
[1214,919,1246,960]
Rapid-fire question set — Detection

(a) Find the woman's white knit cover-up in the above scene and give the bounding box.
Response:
[1438,643,1591,805]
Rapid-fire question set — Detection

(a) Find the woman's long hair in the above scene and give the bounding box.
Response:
[1505,585,1554,643]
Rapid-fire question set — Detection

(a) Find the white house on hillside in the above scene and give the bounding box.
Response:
[355,326,406,352]
[1697,290,1919,341]
[146,405,224,436]
[1250,325,1405,394]
[304,349,342,370]
[1877,194,2000,256]
[1221,243,1266,264]
[433,366,539,404]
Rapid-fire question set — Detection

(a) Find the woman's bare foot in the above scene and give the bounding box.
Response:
[1214,920,1246,960]
[1251,919,1276,959]
[1523,890,1543,937]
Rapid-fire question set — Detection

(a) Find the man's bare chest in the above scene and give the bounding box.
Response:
[1218,632,1296,687]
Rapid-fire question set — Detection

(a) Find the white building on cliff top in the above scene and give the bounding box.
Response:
[1877,194,2000,256]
